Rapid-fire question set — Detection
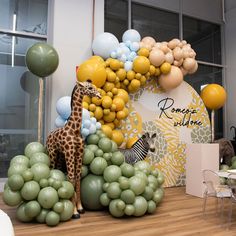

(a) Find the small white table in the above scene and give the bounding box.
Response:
[217,171,236,179]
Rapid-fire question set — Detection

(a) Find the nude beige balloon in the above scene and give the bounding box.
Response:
[158,66,183,91]
[183,58,196,71]
[149,49,165,67]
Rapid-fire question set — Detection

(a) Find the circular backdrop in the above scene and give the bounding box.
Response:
[119,80,211,187]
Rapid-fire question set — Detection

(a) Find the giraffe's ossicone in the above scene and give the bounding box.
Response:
[46,81,101,218]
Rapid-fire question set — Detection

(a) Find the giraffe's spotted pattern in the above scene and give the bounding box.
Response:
[46,81,101,216]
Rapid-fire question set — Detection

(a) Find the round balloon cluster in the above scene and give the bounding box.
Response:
[55,96,101,139]
[81,29,198,93]
[80,131,165,217]
[75,29,199,147]
[3,142,75,227]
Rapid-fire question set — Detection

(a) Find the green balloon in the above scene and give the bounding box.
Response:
[26,43,59,77]
[81,174,104,210]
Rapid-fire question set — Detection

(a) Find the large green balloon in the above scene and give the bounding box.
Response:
[81,174,105,210]
[26,43,59,77]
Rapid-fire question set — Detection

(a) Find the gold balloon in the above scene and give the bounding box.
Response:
[200,84,227,110]
[77,59,106,88]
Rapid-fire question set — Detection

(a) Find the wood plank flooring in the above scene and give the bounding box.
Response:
[1,187,236,236]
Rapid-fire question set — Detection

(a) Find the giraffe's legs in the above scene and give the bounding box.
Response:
[63,148,80,219]
[75,142,85,213]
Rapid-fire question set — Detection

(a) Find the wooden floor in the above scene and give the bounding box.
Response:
[1,187,236,236]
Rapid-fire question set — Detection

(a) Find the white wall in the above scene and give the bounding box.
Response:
[46,0,104,134]
[225,7,236,140]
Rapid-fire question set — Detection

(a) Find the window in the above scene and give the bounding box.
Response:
[183,16,221,64]
[0,0,48,178]
[105,0,128,41]
[131,2,179,41]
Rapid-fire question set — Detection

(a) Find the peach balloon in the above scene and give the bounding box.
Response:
[165,52,174,64]
[173,47,183,60]
[183,58,196,71]
[149,49,165,67]
[158,66,183,91]
[173,58,183,67]
[141,36,156,47]
[188,61,198,74]
[167,39,180,49]
[180,66,188,76]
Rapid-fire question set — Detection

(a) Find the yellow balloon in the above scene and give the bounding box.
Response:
[77,59,106,88]
[126,137,138,148]
[111,130,124,146]
[133,56,150,74]
[101,125,113,138]
[200,84,227,110]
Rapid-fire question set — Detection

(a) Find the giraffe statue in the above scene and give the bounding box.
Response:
[46,81,101,218]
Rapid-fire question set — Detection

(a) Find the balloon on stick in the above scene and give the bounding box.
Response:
[200,84,227,142]
[26,42,59,143]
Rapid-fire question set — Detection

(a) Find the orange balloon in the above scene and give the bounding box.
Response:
[200,84,227,110]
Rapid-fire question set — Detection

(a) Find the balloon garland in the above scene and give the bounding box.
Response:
[76,29,199,147]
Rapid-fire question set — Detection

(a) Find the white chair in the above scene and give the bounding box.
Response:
[202,169,231,222]
[0,209,15,236]
[226,174,236,228]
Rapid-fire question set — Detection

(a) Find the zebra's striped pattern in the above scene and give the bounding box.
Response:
[119,133,156,165]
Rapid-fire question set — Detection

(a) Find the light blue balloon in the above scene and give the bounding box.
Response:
[122,29,141,43]
[120,54,127,62]
[83,119,91,129]
[119,42,126,48]
[82,128,90,137]
[89,124,96,134]
[128,51,137,61]
[125,40,132,48]
[130,42,140,52]
[92,32,119,59]
[96,122,101,129]
[110,51,117,58]
[90,117,97,124]
[82,108,90,121]
[56,96,71,120]
[121,46,131,56]
[55,116,67,128]
[116,48,122,57]
[124,61,133,71]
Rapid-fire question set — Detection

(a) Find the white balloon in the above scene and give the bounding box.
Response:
[130,42,140,52]
[81,128,90,137]
[89,124,96,134]
[82,108,90,120]
[90,117,97,124]
[92,32,119,59]
[96,122,101,129]
[83,119,91,129]
[124,61,133,71]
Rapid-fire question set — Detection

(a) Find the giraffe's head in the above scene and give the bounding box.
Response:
[78,81,101,98]
[142,132,156,152]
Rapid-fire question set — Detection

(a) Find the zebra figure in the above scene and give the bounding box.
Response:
[119,132,156,165]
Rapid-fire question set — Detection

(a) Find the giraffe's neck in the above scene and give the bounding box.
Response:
[66,86,83,131]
